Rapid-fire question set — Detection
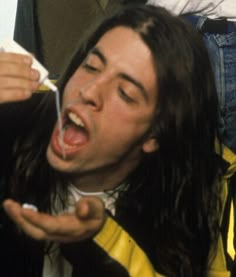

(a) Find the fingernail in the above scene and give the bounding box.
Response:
[31,69,39,80]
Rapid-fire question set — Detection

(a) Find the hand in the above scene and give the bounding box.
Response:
[3,197,106,243]
[0,52,40,103]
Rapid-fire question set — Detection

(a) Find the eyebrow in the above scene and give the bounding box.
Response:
[119,73,148,102]
[90,47,148,101]
[89,47,107,65]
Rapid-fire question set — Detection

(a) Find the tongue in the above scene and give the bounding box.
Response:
[63,124,88,145]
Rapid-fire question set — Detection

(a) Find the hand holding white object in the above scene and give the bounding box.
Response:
[3,197,106,243]
[0,52,40,103]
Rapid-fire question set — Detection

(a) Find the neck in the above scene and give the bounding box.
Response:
[68,155,140,192]
[69,173,127,192]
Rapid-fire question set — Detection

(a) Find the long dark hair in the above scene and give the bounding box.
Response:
[5,4,223,277]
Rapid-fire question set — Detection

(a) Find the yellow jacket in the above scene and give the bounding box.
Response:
[94,146,236,277]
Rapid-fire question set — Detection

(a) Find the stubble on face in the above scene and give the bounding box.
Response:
[47,26,158,191]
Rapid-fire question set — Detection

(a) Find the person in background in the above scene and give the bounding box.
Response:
[146,0,236,154]
[0,4,235,277]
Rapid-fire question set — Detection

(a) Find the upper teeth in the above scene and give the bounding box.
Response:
[68,112,85,127]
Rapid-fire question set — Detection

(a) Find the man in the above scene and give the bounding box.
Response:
[0,4,234,277]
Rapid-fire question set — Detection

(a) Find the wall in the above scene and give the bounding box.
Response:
[0,0,17,41]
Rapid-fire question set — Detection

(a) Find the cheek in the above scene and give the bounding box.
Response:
[100,109,153,145]
[107,100,155,131]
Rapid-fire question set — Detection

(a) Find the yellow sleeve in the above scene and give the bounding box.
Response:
[93,216,165,277]
[222,145,236,180]
[207,232,231,277]
[207,145,236,277]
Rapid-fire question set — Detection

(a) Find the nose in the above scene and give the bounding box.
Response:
[79,77,103,110]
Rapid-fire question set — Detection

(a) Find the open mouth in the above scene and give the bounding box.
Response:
[62,110,89,146]
[52,109,89,156]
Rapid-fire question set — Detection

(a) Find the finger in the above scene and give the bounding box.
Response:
[76,196,105,220]
[0,63,39,81]
[16,216,48,240]
[22,208,83,235]
[0,72,40,103]
[22,209,76,240]
[22,206,103,240]
[3,200,73,241]
[0,88,33,103]
[0,52,32,65]
[3,199,81,236]
[0,75,39,90]
[3,199,105,243]
[3,199,23,220]
[3,199,78,240]
[22,210,96,242]
[3,199,47,240]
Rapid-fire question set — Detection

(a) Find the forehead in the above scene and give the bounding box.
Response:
[94,26,158,103]
[96,26,151,61]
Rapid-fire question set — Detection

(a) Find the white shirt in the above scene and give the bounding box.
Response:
[43,183,123,277]
[147,0,236,20]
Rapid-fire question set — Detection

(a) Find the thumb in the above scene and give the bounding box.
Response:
[75,196,105,221]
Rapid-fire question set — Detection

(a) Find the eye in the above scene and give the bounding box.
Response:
[82,52,104,73]
[82,63,100,72]
[118,87,135,103]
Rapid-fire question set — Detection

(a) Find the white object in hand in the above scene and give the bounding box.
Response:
[0,39,57,92]
[22,203,38,212]
[0,39,66,158]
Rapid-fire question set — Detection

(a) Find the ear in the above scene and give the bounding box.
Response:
[142,137,159,153]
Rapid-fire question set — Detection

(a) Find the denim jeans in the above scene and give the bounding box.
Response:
[184,16,236,153]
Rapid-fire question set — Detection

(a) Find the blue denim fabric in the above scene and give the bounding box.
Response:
[203,32,236,153]
[184,16,236,153]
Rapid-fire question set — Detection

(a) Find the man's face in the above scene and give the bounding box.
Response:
[47,26,158,190]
